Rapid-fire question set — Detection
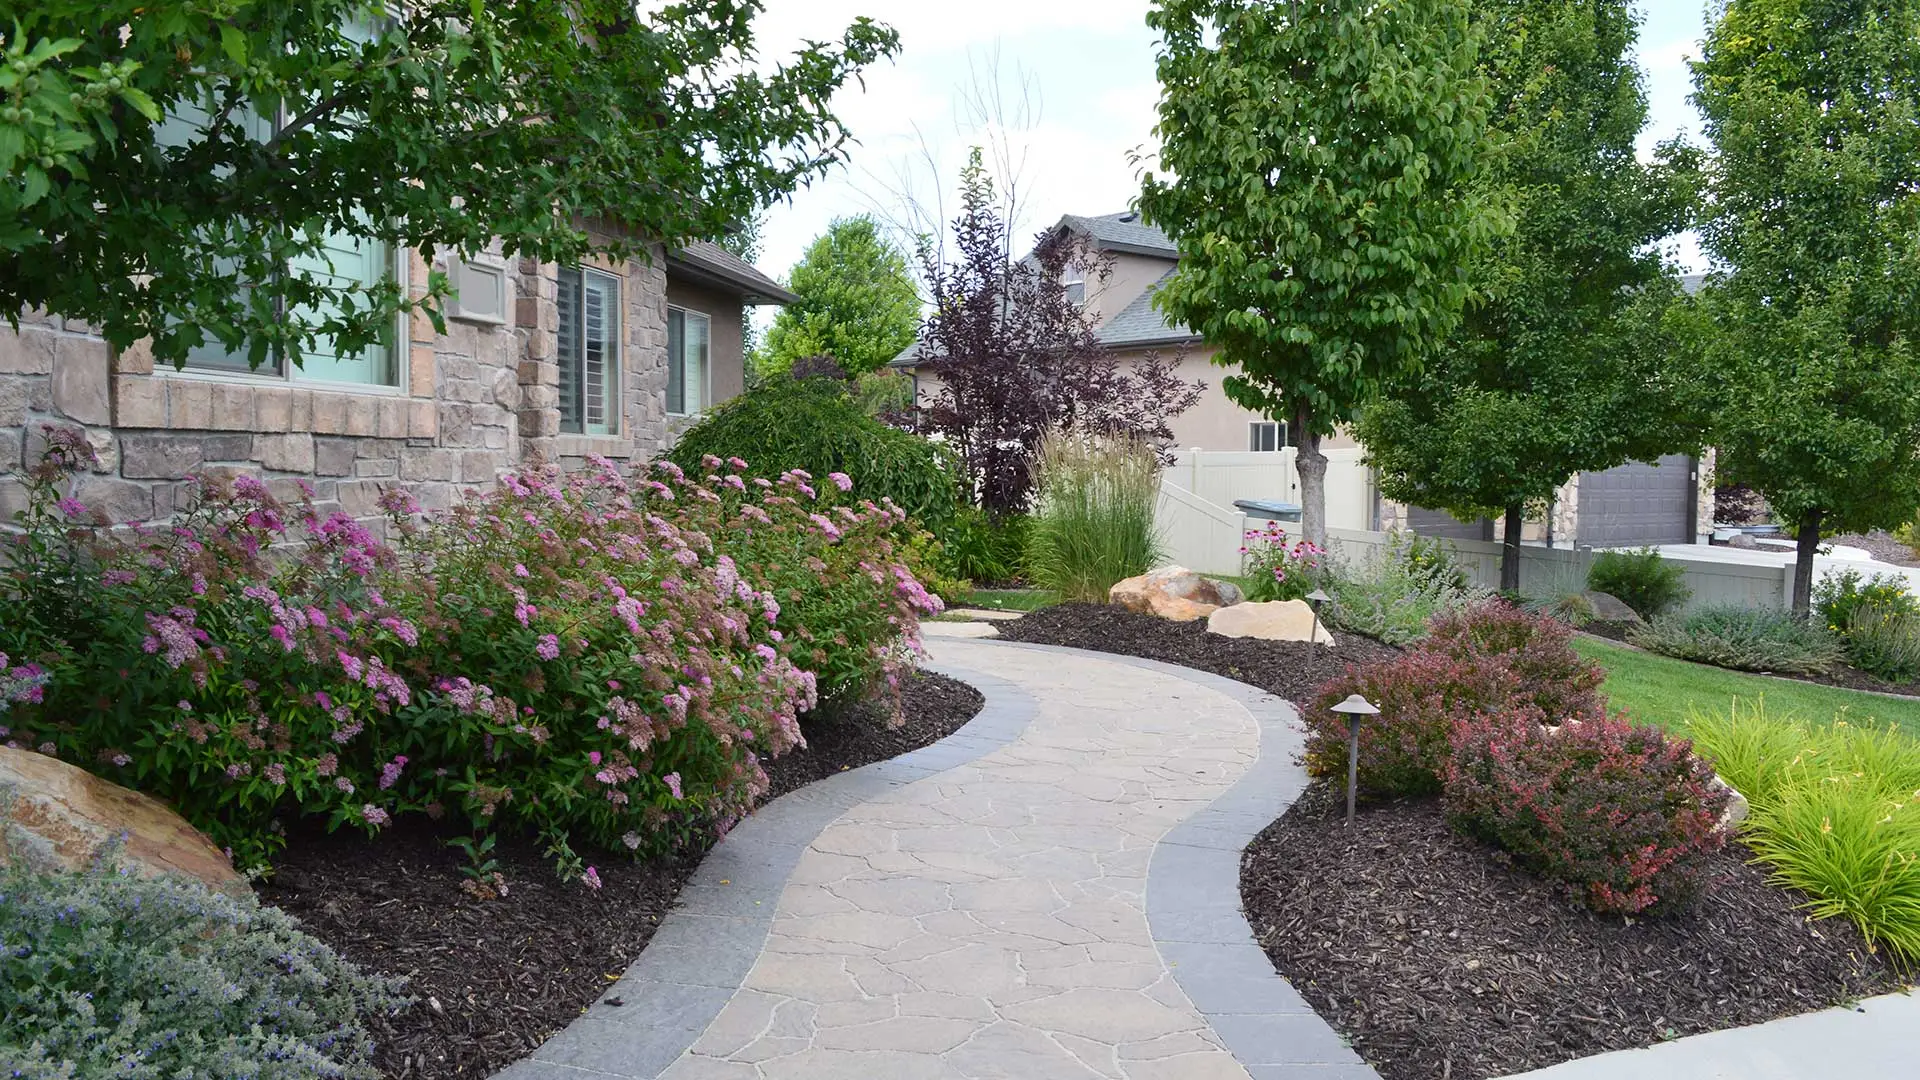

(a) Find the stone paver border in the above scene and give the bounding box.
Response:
[497,639,1378,1080]
[495,663,1039,1080]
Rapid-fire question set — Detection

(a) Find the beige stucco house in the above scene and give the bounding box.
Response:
[0,233,794,527]
[894,210,1707,547]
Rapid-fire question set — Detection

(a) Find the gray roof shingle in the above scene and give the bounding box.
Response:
[668,240,799,305]
[1097,267,1199,348]
[1060,212,1178,257]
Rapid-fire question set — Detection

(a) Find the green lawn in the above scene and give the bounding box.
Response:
[1575,637,1920,737]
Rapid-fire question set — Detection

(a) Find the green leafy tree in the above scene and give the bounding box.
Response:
[755,216,919,378]
[1138,0,1502,548]
[1,2,896,368]
[1358,0,1702,591]
[1682,0,1920,613]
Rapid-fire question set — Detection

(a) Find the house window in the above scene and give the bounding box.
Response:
[667,307,711,415]
[159,20,402,387]
[557,267,621,435]
[1063,264,1086,305]
[1250,421,1288,452]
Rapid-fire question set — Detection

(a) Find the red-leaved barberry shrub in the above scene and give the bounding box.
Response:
[1425,600,1606,724]
[1444,710,1729,915]
[1304,648,1520,796]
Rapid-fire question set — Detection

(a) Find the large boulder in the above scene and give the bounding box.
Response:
[0,745,248,898]
[1710,775,1750,834]
[1109,566,1239,621]
[1581,591,1645,626]
[1206,600,1337,644]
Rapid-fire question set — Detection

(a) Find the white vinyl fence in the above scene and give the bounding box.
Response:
[1154,448,1373,576]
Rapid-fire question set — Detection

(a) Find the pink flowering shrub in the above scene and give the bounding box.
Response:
[1424,601,1607,724]
[1445,710,1729,915]
[661,455,943,716]
[0,428,938,874]
[1241,521,1325,602]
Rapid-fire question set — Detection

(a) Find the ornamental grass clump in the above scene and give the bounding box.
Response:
[0,429,939,877]
[0,856,408,1080]
[1026,433,1163,603]
[1690,703,1920,959]
[1444,710,1730,915]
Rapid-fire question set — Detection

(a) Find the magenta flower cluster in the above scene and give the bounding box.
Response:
[1240,521,1327,603]
[0,427,941,878]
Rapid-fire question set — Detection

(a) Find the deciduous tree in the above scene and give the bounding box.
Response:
[0,1,896,368]
[755,216,919,378]
[1138,0,1501,548]
[1358,0,1702,591]
[1683,0,1920,613]
[916,152,1201,515]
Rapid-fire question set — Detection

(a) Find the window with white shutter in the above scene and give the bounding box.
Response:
[558,267,621,435]
[667,307,710,416]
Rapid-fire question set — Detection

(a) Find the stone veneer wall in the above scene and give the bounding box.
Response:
[0,238,687,529]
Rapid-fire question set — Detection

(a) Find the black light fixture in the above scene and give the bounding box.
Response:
[1330,693,1380,824]
[1304,587,1331,684]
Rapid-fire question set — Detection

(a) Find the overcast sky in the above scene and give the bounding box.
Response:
[748,2,1716,290]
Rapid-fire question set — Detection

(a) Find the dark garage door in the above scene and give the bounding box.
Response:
[1406,506,1494,542]
[1577,455,1695,547]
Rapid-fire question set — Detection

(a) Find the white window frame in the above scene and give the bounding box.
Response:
[1063,264,1086,306]
[1250,420,1286,452]
[667,305,712,417]
[557,266,622,436]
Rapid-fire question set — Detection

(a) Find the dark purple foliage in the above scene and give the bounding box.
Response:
[913,155,1203,513]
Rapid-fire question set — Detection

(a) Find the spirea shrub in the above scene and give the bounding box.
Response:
[1304,648,1520,797]
[1425,601,1606,724]
[0,857,408,1080]
[0,429,938,875]
[1444,711,1729,915]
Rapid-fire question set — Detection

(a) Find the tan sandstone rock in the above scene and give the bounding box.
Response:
[1108,566,1238,621]
[1206,600,1336,644]
[0,745,248,897]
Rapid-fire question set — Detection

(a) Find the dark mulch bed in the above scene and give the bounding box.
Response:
[1579,624,1920,699]
[257,671,983,1080]
[997,602,1400,702]
[1242,781,1904,1080]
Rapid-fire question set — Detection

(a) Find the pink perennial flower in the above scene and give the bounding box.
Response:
[827,471,853,492]
[582,866,603,890]
[663,772,684,800]
[536,634,561,661]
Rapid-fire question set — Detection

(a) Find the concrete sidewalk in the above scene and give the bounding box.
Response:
[1498,990,1919,1079]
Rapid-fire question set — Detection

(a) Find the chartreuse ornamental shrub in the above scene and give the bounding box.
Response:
[0,855,408,1080]
[1586,547,1691,620]
[1240,521,1325,602]
[1689,703,1920,959]
[666,377,962,533]
[1026,434,1163,604]
[1629,604,1844,675]
[936,507,1031,587]
[1445,709,1729,916]
[0,429,938,878]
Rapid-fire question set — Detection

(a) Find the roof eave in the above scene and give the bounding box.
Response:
[666,251,800,306]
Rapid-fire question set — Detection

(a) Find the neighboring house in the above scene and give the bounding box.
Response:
[0,234,795,526]
[895,210,1708,547]
[893,210,1355,456]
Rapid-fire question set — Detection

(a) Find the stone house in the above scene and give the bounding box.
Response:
[0,234,795,526]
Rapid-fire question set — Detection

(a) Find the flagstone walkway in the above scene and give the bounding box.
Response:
[498,636,1373,1080]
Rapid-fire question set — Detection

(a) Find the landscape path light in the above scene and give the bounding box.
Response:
[1303,587,1330,684]
[1330,693,1380,824]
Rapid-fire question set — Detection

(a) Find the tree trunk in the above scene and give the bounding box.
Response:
[1293,399,1328,550]
[1792,509,1824,616]
[1500,502,1524,594]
